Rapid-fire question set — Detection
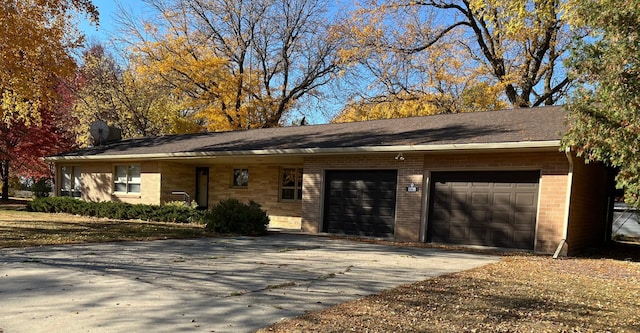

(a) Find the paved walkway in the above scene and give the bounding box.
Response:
[0,234,498,333]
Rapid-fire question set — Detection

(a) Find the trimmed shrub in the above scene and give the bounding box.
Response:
[30,178,52,198]
[26,197,206,224]
[204,198,269,236]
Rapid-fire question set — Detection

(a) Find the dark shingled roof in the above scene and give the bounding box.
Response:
[54,106,568,158]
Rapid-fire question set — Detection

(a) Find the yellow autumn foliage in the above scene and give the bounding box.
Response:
[339,0,572,108]
[132,31,246,131]
[0,0,98,126]
[72,44,203,146]
[122,0,342,130]
[334,80,507,123]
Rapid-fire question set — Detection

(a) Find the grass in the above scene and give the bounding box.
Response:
[0,200,212,248]
[259,242,640,333]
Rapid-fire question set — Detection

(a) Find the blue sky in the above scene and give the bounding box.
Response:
[79,0,147,42]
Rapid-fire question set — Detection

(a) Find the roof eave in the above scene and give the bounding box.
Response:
[44,140,562,162]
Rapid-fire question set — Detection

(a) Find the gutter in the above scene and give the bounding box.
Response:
[554,147,574,259]
[45,140,562,162]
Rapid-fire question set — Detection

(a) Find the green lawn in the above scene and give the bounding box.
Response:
[0,205,212,248]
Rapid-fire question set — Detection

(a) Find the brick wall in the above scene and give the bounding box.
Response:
[77,162,111,202]
[208,163,303,228]
[159,162,196,204]
[566,156,610,254]
[61,161,162,205]
[60,149,596,254]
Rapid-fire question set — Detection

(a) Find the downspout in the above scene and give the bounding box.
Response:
[554,147,574,259]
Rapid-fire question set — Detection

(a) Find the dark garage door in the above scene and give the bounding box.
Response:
[323,170,397,237]
[428,171,539,249]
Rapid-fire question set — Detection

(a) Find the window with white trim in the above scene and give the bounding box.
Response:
[60,166,81,198]
[280,168,302,201]
[114,165,141,194]
[232,168,249,188]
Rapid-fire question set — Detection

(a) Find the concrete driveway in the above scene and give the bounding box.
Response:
[0,234,498,333]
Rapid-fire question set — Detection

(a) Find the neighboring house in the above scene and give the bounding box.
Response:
[46,106,613,255]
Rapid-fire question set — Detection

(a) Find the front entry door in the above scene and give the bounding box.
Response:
[195,167,209,209]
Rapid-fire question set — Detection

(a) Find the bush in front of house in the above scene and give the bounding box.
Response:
[30,178,52,198]
[26,197,206,224]
[204,198,269,235]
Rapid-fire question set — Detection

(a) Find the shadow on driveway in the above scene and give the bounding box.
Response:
[0,234,498,333]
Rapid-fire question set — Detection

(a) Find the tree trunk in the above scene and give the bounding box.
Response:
[1,160,9,201]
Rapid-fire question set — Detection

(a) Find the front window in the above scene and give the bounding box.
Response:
[281,168,302,201]
[114,165,141,194]
[233,168,249,188]
[60,166,81,198]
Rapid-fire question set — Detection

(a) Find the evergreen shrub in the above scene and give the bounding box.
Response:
[26,197,205,223]
[204,198,269,235]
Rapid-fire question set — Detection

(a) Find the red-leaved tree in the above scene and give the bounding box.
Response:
[0,84,78,200]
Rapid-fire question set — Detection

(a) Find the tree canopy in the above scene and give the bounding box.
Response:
[334,0,575,120]
[562,0,640,206]
[71,43,202,146]
[0,0,98,199]
[0,0,98,126]
[122,0,343,131]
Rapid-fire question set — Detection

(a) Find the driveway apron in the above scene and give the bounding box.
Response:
[0,234,498,333]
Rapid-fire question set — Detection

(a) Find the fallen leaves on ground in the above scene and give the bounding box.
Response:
[0,209,210,248]
[259,253,640,333]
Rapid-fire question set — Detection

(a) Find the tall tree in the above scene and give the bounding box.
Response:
[340,0,575,112]
[122,0,343,131]
[0,0,98,126]
[72,43,201,146]
[0,102,78,198]
[561,0,640,207]
[0,0,98,199]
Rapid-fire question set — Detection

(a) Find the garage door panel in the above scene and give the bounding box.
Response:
[451,198,470,211]
[449,209,468,222]
[514,212,536,225]
[323,170,397,238]
[492,192,513,205]
[471,192,490,205]
[513,230,534,243]
[432,209,449,221]
[492,210,511,222]
[471,210,489,222]
[468,227,488,244]
[360,198,395,208]
[449,226,469,242]
[378,207,394,217]
[516,193,536,206]
[428,171,539,249]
